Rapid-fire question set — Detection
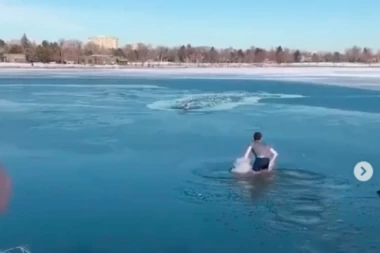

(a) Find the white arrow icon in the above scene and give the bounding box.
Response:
[354,161,373,182]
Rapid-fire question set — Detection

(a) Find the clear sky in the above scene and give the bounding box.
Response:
[0,0,379,51]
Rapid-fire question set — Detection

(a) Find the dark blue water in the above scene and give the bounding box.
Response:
[0,73,379,253]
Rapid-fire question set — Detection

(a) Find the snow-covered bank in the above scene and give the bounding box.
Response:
[1,62,380,69]
[1,62,380,90]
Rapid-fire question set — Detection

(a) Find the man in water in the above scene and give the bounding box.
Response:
[243,132,278,172]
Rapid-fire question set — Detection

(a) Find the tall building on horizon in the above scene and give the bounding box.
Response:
[88,36,118,49]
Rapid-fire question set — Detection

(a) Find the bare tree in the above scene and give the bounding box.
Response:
[345,46,361,62]
[275,46,284,63]
[362,47,373,63]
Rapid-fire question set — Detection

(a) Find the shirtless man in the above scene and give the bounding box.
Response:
[243,132,278,172]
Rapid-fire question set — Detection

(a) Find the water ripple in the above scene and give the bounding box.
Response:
[175,162,380,252]
[147,92,304,112]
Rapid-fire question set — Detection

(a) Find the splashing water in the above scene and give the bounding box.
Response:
[231,157,252,174]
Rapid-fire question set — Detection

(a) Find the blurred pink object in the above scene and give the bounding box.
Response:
[0,163,11,213]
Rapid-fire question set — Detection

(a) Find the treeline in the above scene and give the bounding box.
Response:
[0,34,378,64]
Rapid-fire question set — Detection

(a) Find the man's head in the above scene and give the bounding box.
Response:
[253,132,262,141]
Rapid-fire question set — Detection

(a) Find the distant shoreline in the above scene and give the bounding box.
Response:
[2,62,380,89]
[1,62,380,69]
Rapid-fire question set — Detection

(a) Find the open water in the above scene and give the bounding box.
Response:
[0,71,379,253]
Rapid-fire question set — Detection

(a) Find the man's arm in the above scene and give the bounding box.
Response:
[243,145,252,159]
[268,147,278,170]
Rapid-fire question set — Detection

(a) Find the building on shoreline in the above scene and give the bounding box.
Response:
[1,53,26,63]
[88,36,118,49]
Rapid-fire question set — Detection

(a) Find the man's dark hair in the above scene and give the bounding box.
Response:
[253,132,262,141]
